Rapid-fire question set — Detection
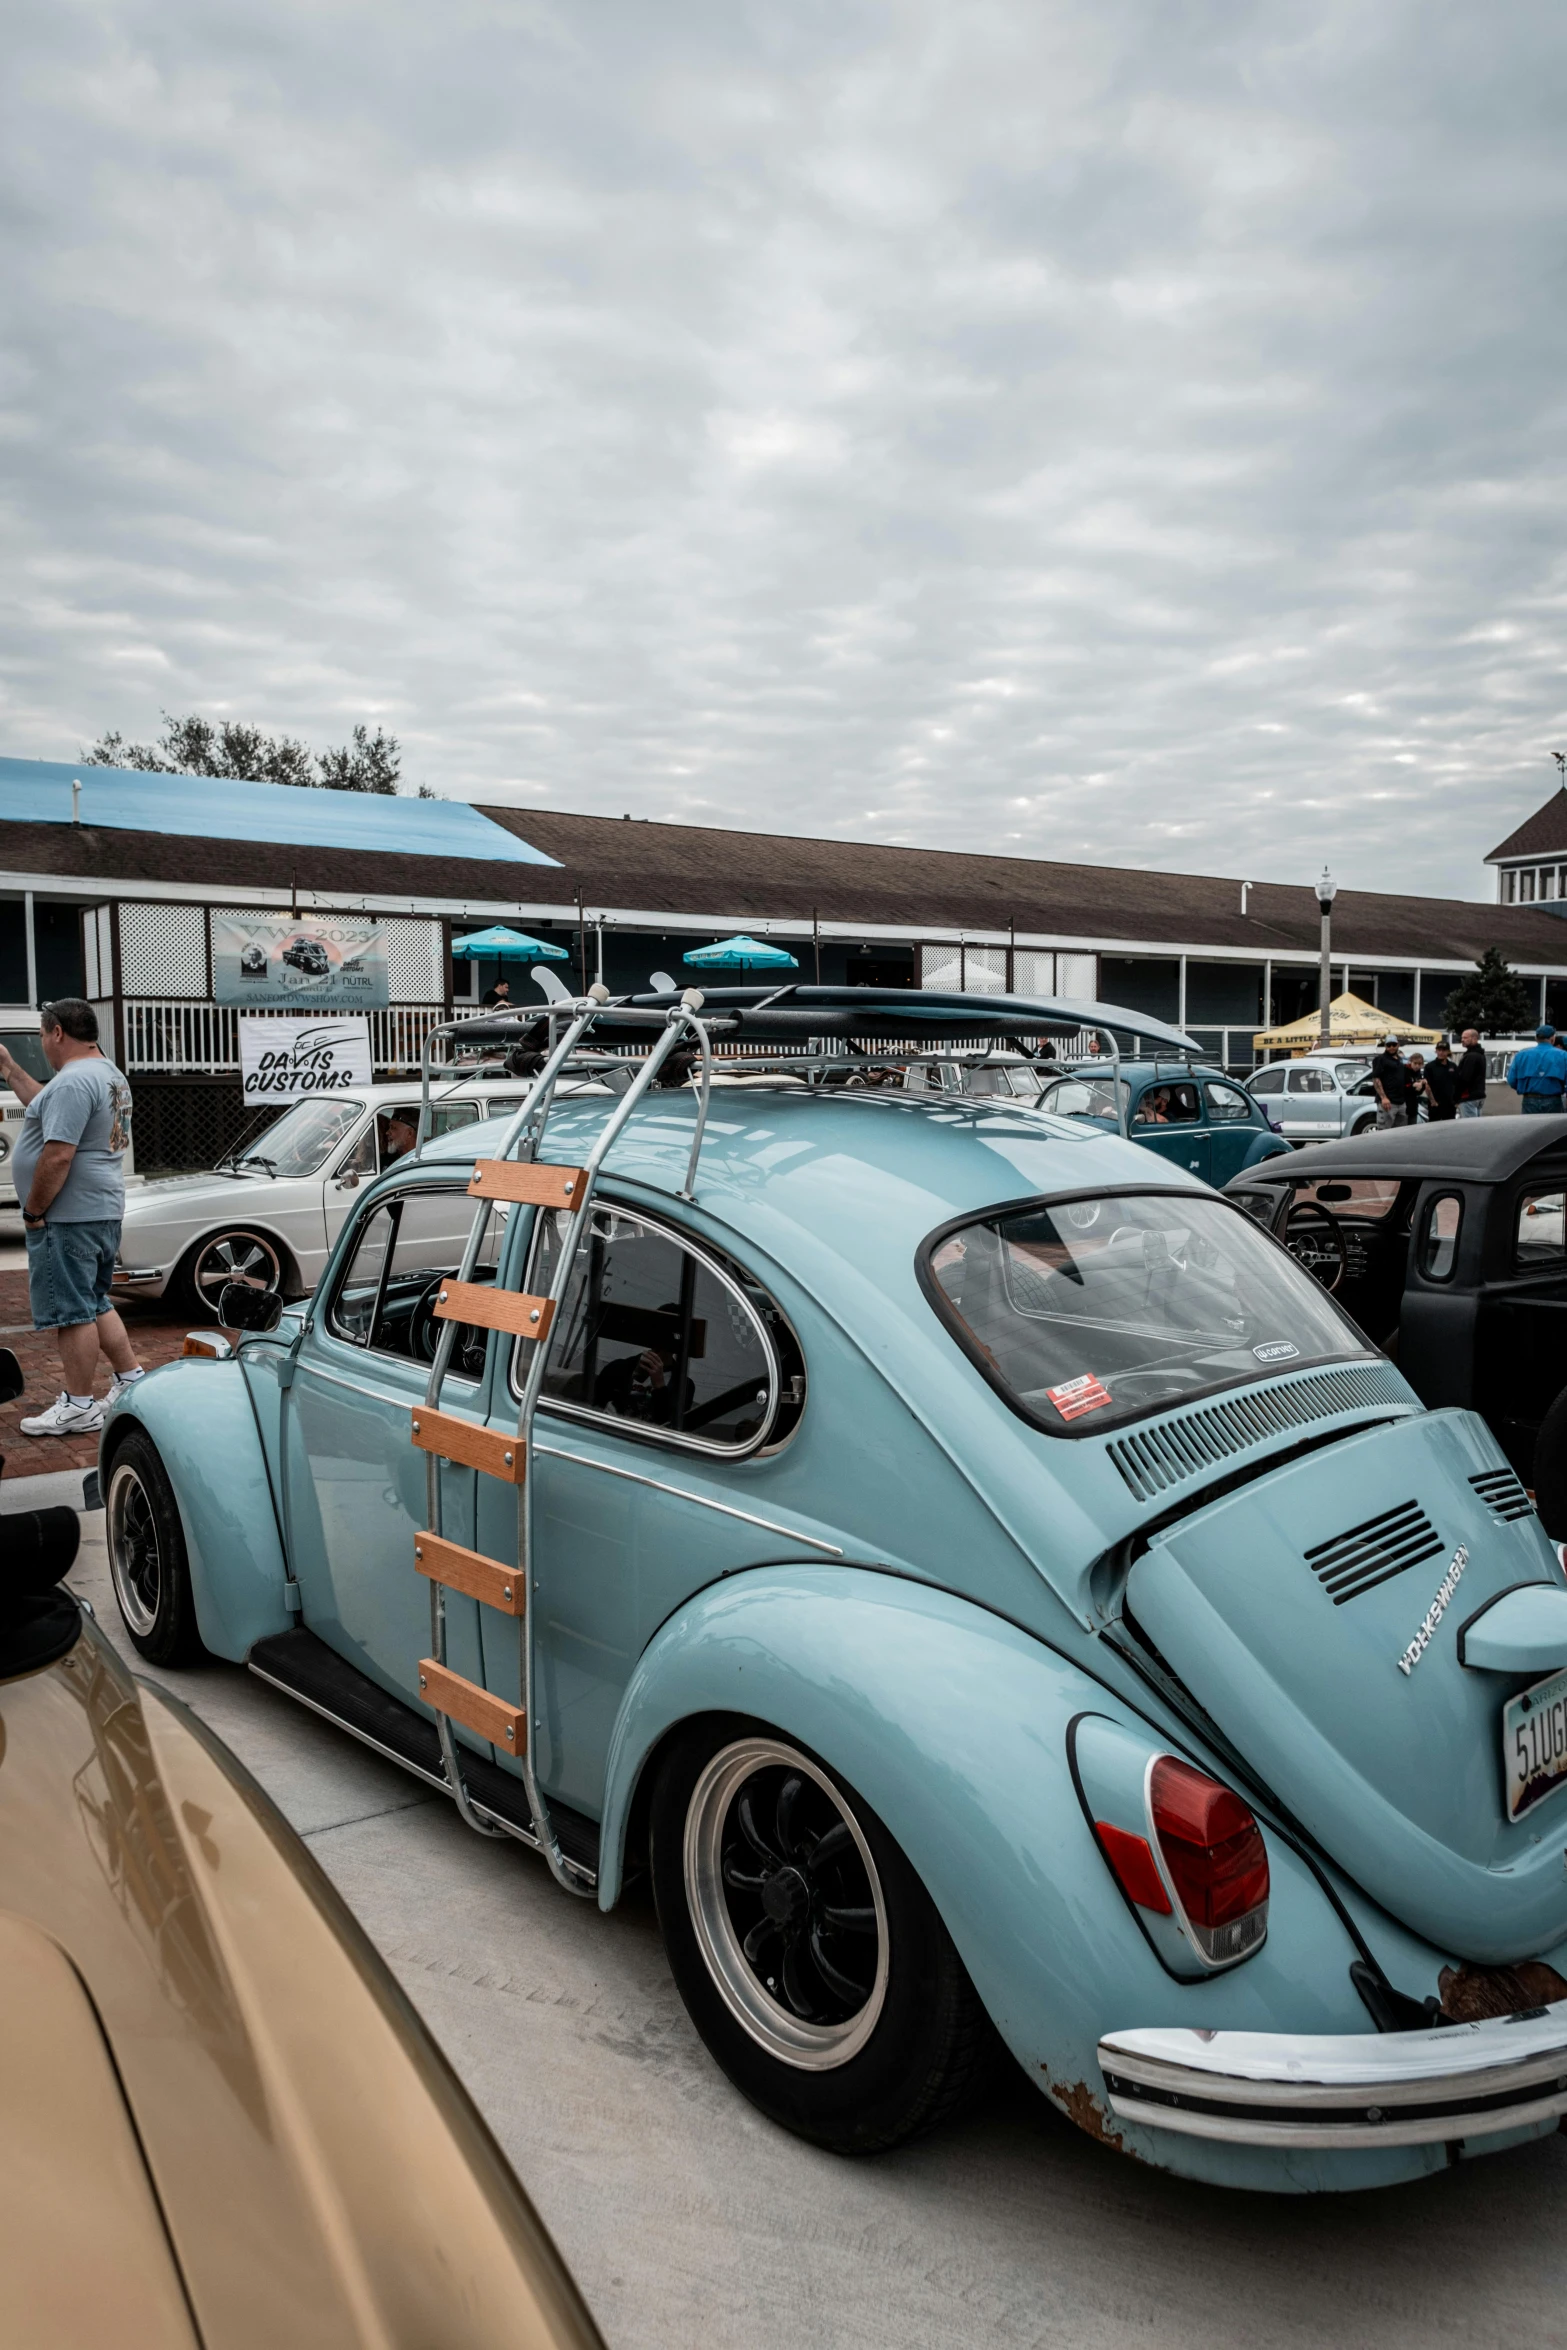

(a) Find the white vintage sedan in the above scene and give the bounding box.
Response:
[112,1074,563,1314]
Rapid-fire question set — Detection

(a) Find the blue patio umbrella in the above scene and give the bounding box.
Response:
[450,923,569,960]
[682,933,799,970]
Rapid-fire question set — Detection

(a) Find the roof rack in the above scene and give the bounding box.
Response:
[415,984,1202,1164]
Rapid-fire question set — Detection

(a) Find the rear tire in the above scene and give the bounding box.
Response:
[650,1717,998,2153]
[106,1429,205,1665]
[1532,1387,1567,1540]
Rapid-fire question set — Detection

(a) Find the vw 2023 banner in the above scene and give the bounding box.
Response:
[213,910,389,1008]
[239,1015,374,1103]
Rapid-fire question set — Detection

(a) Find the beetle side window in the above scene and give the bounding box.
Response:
[328,1189,506,1378]
[1204,1081,1253,1123]
[1418,1194,1463,1282]
[1134,1082,1201,1126]
[1247,1068,1285,1096]
[1039,1076,1124,1121]
[1517,1190,1567,1271]
[517,1206,805,1454]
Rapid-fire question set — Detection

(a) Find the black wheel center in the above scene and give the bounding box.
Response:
[761,1865,810,1926]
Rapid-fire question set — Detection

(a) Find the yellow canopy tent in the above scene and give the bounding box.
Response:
[1253,990,1442,1054]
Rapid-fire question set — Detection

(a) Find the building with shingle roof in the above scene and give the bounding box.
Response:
[3,754,1565,1169]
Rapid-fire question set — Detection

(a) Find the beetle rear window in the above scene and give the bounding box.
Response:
[923,1193,1373,1435]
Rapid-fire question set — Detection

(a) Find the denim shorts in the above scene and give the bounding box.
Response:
[25,1218,122,1330]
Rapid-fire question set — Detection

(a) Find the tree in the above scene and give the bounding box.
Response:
[1444,947,1534,1037]
[82,713,404,795]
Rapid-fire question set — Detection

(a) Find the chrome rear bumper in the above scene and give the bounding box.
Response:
[1099,2004,1567,2149]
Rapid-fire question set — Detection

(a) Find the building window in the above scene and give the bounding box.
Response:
[1521,869,1538,903]
[1502,870,1517,904]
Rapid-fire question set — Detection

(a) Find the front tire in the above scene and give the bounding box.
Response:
[106,1430,205,1665]
[650,1718,997,2152]
[179,1227,284,1318]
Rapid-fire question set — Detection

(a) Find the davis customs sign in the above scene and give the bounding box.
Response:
[239,1015,374,1103]
[212,911,389,1009]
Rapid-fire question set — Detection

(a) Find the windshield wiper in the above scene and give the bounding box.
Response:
[237,1153,278,1178]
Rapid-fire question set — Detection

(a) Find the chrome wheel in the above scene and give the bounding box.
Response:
[191,1229,281,1317]
[108,1460,162,1637]
[684,1737,889,2071]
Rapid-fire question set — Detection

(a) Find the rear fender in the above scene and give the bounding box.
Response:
[101,1364,291,1662]
[595,1566,1438,2187]
[1239,1132,1293,1171]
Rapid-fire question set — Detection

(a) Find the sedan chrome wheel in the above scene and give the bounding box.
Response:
[108,1460,163,1637]
[190,1229,281,1316]
[684,1737,889,2071]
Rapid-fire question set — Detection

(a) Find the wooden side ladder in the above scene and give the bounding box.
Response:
[413,994,712,1894]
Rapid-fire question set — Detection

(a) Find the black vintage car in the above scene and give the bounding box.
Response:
[1226,1117,1567,1529]
[282,935,332,976]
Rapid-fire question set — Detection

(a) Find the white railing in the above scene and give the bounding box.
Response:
[120,999,450,1076]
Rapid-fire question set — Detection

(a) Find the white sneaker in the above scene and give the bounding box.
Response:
[19,1391,105,1437]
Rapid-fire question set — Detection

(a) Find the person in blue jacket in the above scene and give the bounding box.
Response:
[1507,1024,1567,1115]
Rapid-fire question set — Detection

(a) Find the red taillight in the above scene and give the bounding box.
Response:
[1149,1756,1269,1962]
[1093,1821,1173,1914]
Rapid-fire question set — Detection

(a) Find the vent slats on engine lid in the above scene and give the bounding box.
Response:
[1303,1500,1444,1606]
[1468,1467,1534,1524]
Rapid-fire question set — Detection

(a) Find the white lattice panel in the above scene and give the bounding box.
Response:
[1057,953,1098,1001]
[921,944,1006,994]
[1012,950,1055,997]
[118,903,206,996]
[380,916,445,1003]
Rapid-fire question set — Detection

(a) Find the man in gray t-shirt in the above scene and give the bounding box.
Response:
[0,998,144,1438]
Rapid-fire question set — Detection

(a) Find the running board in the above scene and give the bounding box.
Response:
[247,1628,599,1883]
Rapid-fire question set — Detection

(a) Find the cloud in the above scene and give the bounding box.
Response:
[1,0,1563,897]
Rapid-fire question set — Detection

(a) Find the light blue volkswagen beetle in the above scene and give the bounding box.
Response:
[101,987,1567,2191]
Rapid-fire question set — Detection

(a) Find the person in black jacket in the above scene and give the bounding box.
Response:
[1455,1029,1487,1119]
[1424,1039,1459,1122]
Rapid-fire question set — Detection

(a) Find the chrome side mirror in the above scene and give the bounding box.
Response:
[219,1283,284,1333]
[336,1168,360,1190]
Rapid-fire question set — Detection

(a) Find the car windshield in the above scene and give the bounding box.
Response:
[924,1191,1372,1434]
[235,1097,365,1176]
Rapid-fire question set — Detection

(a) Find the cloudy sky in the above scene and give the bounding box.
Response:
[3,0,1563,898]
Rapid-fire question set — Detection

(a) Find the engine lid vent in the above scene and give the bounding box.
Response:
[1303,1499,1443,1606]
[1469,1467,1534,1524]
[1103,1360,1410,1504]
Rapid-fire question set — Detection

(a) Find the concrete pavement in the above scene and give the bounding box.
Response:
[59,1508,1567,2350]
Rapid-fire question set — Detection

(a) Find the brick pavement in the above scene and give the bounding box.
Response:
[0,1268,194,1477]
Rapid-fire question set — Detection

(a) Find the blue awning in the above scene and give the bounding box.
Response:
[0,756,559,866]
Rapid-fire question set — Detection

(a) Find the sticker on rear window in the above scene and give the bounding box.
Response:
[1253,1340,1300,1364]
[1046,1373,1113,1422]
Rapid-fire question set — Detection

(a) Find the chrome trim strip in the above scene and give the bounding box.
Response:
[532,1440,845,1556]
[293,1357,481,1404]
[246,1658,596,1885]
[1098,2007,1567,2149]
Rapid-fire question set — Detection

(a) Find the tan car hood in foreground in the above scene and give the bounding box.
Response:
[0,1621,603,2350]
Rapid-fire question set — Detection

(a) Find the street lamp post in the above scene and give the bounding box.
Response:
[1316,867,1338,1049]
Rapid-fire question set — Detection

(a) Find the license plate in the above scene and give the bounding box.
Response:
[1504,1668,1567,1821]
